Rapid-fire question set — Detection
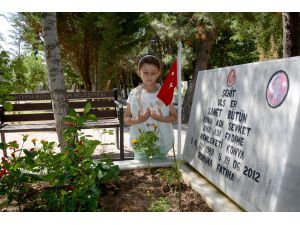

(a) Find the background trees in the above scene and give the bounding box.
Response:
[2,12,298,123]
[180,12,284,122]
[9,54,47,93]
[0,50,14,111]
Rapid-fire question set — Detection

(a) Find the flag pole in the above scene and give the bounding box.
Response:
[177,41,182,158]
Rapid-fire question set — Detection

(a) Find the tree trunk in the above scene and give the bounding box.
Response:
[182,28,218,123]
[42,12,69,151]
[282,12,300,57]
[122,70,128,99]
[94,54,100,91]
[83,30,92,91]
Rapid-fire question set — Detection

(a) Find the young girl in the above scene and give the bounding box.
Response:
[124,54,178,159]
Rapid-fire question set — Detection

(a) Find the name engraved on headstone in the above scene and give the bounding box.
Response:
[188,86,261,184]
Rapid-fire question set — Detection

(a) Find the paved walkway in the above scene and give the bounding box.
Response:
[0,123,188,159]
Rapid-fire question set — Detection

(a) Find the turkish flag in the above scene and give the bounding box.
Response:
[157,60,177,106]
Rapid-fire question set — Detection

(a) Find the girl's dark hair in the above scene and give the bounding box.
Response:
[137,54,161,71]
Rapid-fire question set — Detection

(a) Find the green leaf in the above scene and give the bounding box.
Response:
[87,140,101,147]
[3,102,13,111]
[23,149,33,157]
[22,134,29,142]
[107,129,114,135]
[44,173,56,181]
[60,190,67,196]
[0,88,8,95]
[25,156,35,166]
[86,113,97,121]
[84,102,92,115]
[24,173,44,181]
[59,154,67,161]
[68,108,77,117]
[85,146,96,156]
[97,170,104,180]
[76,116,86,125]
[12,163,21,170]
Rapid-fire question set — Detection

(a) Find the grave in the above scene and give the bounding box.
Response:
[183,56,300,211]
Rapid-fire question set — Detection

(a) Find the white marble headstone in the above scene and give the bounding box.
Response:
[183,56,300,211]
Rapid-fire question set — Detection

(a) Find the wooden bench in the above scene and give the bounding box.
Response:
[0,89,125,159]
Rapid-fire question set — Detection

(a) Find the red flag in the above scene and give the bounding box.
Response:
[157,60,177,106]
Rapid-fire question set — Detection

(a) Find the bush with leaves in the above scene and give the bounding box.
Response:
[0,103,120,211]
[0,137,43,211]
[0,50,14,111]
[36,103,120,211]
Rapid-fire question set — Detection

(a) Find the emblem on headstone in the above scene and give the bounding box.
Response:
[266,70,289,108]
[227,69,236,87]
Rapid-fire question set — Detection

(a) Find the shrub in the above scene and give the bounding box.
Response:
[0,103,120,211]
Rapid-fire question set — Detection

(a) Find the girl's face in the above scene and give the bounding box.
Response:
[138,63,161,87]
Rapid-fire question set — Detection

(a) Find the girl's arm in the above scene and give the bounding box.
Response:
[124,103,150,125]
[150,103,178,123]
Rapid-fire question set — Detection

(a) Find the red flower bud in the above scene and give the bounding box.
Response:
[66,185,75,191]
[64,121,76,126]
[0,167,8,178]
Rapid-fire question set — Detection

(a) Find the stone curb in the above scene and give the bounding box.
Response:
[113,157,173,170]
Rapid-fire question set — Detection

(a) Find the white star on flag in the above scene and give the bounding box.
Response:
[157,60,177,106]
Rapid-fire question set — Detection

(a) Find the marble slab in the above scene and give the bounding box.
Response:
[183,56,300,211]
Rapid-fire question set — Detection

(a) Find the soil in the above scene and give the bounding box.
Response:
[1,168,213,212]
[99,168,213,212]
